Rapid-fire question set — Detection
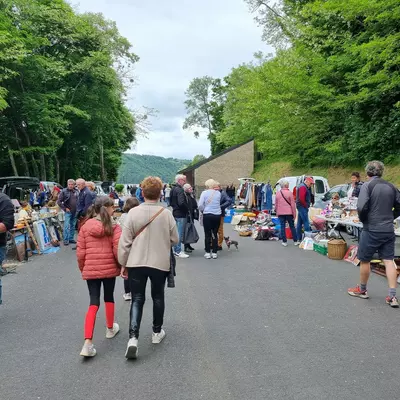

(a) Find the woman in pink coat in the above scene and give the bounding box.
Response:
[275,179,299,247]
[77,196,122,357]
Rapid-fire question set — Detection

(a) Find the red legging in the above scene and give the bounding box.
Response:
[84,278,116,340]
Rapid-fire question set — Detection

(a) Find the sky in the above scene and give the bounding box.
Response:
[74,0,269,160]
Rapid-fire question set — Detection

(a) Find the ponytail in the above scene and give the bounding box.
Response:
[93,196,115,236]
[99,205,113,236]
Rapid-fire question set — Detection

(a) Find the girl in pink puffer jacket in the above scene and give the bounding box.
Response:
[77,196,121,357]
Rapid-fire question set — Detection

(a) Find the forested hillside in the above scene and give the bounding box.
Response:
[0,0,138,183]
[117,154,190,184]
[184,0,400,170]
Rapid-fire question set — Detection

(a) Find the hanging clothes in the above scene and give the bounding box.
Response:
[264,183,273,211]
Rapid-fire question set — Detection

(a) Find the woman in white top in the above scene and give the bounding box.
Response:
[198,179,222,259]
[164,184,171,207]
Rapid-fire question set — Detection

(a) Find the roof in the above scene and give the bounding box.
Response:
[179,138,254,173]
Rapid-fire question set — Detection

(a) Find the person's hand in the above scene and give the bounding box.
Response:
[66,208,70,212]
[120,266,128,280]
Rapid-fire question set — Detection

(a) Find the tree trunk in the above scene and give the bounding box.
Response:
[20,152,30,176]
[99,136,106,181]
[30,154,40,178]
[40,153,47,180]
[55,156,60,183]
[8,147,19,176]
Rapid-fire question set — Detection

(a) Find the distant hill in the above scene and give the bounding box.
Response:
[117,153,191,184]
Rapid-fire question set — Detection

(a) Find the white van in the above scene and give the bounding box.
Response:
[273,175,330,210]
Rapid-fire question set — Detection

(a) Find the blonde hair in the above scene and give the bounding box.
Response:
[205,179,219,189]
[86,181,96,191]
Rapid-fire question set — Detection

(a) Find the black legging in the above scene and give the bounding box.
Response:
[87,278,116,306]
[203,214,221,253]
[124,278,130,294]
[128,267,168,339]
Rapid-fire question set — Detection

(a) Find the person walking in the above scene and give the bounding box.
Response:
[118,176,179,359]
[118,197,140,301]
[135,184,145,203]
[226,184,236,205]
[296,176,314,241]
[58,179,79,246]
[348,161,400,307]
[86,181,98,203]
[170,174,189,258]
[198,179,222,260]
[76,196,122,357]
[164,184,171,207]
[183,183,198,253]
[0,192,15,306]
[217,185,232,251]
[76,178,93,222]
[275,179,299,247]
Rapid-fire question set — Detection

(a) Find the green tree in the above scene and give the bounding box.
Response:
[190,154,207,165]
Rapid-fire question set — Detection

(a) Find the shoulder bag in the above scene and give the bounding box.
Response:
[134,207,164,239]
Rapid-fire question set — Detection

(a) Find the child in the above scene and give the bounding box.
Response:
[118,197,140,301]
[77,196,122,357]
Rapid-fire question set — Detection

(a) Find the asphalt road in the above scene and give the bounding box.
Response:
[1,224,400,400]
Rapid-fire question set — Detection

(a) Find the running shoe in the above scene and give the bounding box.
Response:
[347,285,369,299]
[385,296,399,308]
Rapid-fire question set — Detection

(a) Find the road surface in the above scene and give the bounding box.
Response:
[1,226,399,400]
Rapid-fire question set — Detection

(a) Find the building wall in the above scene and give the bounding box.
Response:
[194,140,254,192]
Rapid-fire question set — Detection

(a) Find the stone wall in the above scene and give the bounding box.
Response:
[194,140,254,192]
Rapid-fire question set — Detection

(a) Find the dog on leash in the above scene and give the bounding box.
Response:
[224,236,239,250]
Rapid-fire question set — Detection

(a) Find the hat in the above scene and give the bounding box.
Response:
[305,176,315,184]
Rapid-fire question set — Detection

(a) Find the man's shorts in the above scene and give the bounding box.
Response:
[357,230,395,262]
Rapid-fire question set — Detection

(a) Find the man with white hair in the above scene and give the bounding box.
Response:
[170,174,189,258]
[76,178,93,220]
[58,179,79,245]
[348,161,400,307]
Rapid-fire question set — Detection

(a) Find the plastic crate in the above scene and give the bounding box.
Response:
[314,243,328,256]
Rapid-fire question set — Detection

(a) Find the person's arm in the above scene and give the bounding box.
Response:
[220,192,231,211]
[170,214,179,246]
[112,225,122,262]
[0,197,15,233]
[83,191,93,213]
[357,182,370,222]
[393,188,400,220]
[298,186,307,208]
[118,214,135,267]
[290,193,296,217]
[198,191,206,213]
[275,192,281,215]
[76,227,86,272]
[57,190,65,211]
[177,188,188,212]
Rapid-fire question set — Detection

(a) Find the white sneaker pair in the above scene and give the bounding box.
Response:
[204,253,218,259]
[80,322,120,357]
[125,329,166,359]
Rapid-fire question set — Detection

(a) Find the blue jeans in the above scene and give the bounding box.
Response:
[64,211,77,242]
[173,217,186,254]
[0,246,6,305]
[279,215,298,243]
[296,206,311,241]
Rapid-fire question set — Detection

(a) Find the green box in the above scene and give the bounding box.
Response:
[314,243,328,256]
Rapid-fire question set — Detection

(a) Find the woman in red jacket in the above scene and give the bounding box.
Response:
[275,179,299,247]
[77,196,122,357]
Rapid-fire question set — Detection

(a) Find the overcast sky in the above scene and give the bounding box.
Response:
[74,0,269,160]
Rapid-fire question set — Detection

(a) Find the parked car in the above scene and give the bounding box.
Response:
[0,176,40,202]
[313,184,352,210]
[40,181,63,193]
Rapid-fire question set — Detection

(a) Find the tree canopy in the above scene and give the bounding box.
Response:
[191,0,400,167]
[0,0,139,183]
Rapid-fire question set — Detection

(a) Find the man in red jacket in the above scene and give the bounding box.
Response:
[296,177,314,241]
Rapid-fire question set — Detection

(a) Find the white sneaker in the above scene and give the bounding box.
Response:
[294,241,300,246]
[125,337,138,359]
[282,242,288,247]
[80,343,96,357]
[106,322,120,339]
[204,253,211,259]
[152,329,166,344]
[211,253,218,259]
[177,252,189,259]
[123,293,132,301]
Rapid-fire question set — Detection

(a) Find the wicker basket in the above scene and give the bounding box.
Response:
[327,239,347,260]
[239,231,252,237]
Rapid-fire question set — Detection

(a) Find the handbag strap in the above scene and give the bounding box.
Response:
[134,207,164,238]
[280,191,291,207]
